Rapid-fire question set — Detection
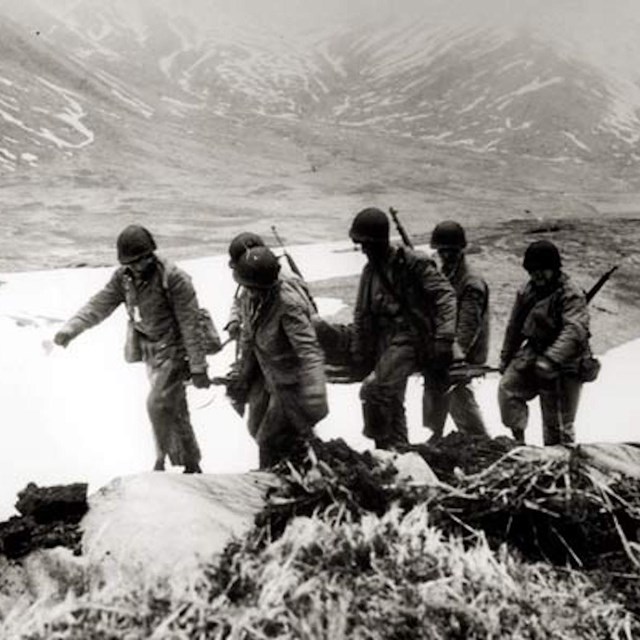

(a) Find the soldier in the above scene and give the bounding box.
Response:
[349,208,457,450]
[226,246,327,468]
[498,239,591,445]
[424,221,489,439]
[53,225,212,473]
[224,231,316,439]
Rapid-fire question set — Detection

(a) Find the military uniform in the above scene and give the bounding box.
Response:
[423,256,489,437]
[498,272,591,445]
[352,246,457,449]
[238,278,327,468]
[57,257,208,470]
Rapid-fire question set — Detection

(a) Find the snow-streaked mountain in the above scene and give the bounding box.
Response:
[2,0,640,174]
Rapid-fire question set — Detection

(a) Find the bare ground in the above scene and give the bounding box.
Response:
[312,215,640,358]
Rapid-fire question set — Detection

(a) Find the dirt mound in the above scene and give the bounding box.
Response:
[410,431,519,483]
[0,483,87,559]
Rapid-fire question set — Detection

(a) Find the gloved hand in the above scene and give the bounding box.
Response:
[226,320,241,341]
[535,356,558,381]
[53,329,74,348]
[226,377,248,417]
[432,337,454,370]
[226,375,249,406]
[191,372,211,389]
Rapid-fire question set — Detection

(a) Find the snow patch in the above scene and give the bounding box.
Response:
[495,76,564,111]
[562,131,591,152]
[0,241,637,524]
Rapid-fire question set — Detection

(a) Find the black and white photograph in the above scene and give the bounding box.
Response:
[1,0,640,637]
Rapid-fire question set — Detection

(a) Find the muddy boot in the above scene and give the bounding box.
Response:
[511,428,525,444]
[183,462,202,474]
[153,459,166,472]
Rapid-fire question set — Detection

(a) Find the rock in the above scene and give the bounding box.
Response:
[81,472,281,585]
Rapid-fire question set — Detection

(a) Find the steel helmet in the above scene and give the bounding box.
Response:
[349,208,390,243]
[233,246,281,289]
[228,232,266,267]
[523,240,562,272]
[117,225,157,264]
[430,221,467,249]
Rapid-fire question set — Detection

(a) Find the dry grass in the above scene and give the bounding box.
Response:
[5,505,637,639]
[4,440,639,639]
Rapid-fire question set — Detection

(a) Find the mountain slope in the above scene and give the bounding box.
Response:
[6,0,638,165]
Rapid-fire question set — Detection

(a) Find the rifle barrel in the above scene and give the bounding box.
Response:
[585,265,619,304]
[389,207,414,248]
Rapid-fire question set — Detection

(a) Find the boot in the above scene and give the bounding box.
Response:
[153,459,165,472]
[183,462,202,474]
[511,428,525,444]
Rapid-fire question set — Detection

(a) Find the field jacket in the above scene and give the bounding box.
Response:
[239,279,327,427]
[445,257,489,364]
[59,257,207,373]
[351,246,457,371]
[500,272,590,372]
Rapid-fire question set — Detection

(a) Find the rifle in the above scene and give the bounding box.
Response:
[271,225,305,280]
[585,264,618,304]
[389,207,414,249]
[206,375,246,416]
[446,363,500,387]
[270,225,318,312]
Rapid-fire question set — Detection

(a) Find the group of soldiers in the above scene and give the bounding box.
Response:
[52,208,598,472]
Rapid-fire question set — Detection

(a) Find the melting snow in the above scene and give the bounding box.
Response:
[0,240,637,522]
[562,131,591,152]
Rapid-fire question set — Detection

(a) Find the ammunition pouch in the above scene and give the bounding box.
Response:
[578,355,601,383]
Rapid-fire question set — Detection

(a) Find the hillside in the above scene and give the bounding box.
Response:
[1,1,640,270]
[1,438,640,638]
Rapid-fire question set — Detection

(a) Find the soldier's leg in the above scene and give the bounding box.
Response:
[449,383,488,436]
[360,343,416,450]
[146,356,201,471]
[422,379,450,441]
[539,376,582,446]
[255,393,308,469]
[498,362,538,443]
[247,374,269,439]
[146,359,171,470]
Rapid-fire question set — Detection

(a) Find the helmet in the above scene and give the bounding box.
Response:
[430,221,467,249]
[349,208,389,243]
[523,240,562,272]
[233,246,281,289]
[117,225,157,264]
[228,232,265,267]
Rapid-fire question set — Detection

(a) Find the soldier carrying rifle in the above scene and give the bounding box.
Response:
[498,240,598,445]
[424,221,490,440]
[224,246,327,468]
[348,207,457,451]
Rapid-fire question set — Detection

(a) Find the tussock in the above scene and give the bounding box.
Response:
[4,437,639,639]
[8,505,639,639]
